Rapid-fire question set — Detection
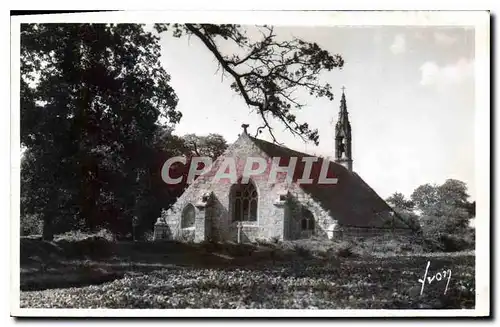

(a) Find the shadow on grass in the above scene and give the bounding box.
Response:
[20,238,293,291]
[19,238,476,310]
[20,239,238,291]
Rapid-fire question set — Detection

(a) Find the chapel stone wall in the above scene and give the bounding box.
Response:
[155,134,289,243]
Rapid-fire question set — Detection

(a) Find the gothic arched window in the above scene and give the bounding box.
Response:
[300,208,315,231]
[231,181,258,222]
[181,204,196,228]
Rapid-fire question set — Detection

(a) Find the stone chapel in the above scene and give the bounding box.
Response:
[154,89,412,242]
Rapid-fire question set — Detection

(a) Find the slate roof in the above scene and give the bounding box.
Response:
[249,136,411,229]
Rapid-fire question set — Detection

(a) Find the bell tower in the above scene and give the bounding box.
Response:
[335,87,353,171]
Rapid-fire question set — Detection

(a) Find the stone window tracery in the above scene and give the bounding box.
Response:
[300,208,315,231]
[231,181,258,222]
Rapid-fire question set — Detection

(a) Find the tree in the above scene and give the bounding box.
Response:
[21,24,180,239]
[386,192,418,230]
[21,148,83,238]
[123,129,229,238]
[410,179,472,237]
[437,179,469,208]
[410,184,439,215]
[386,192,414,212]
[154,24,344,145]
[465,201,476,218]
[182,133,228,159]
[386,192,420,232]
[136,129,229,237]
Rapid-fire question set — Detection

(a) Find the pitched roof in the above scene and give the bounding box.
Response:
[248,136,410,229]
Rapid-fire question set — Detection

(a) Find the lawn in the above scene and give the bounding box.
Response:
[19,237,475,309]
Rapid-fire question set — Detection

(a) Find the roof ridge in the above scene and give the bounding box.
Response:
[248,135,319,159]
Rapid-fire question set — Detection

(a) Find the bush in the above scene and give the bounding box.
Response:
[173,229,195,243]
[254,238,274,248]
[439,234,471,252]
[336,241,355,257]
[54,229,115,242]
[20,214,43,236]
[398,211,421,232]
[270,236,281,244]
[399,242,416,252]
[377,239,401,253]
[292,243,312,258]
[349,235,424,255]
[143,230,155,242]
[422,236,444,252]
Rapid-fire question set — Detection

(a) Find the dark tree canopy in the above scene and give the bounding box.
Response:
[21,23,181,239]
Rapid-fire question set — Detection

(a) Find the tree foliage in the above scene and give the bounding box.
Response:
[387,179,475,252]
[181,133,228,159]
[410,184,440,214]
[386,192,420,231]
[386,192,414,212]
[408,179,474,244]
[21,23,180,239]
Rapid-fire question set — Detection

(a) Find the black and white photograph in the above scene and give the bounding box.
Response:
[10,10,490,317]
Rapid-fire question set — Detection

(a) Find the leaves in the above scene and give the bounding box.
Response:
[20,23,180,238]
[409,179,473,237]
[181,133,228,159]
[386,192,414,212]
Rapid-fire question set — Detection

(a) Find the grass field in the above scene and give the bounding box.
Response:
[19,236,475,309]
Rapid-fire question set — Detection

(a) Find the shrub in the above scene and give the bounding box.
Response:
[20,214,43,236]
[336,241,355,257]
[421,227,474,253]
[173,229,195,243]
[143,230,155,242]
[398,211,422,232]
[254,238,273,247]
[439,234,472,252]
[399,242,423,253]
[376,239,400,253]
[54,229,115,242]
[292,243,312,258]
[95,229,116,242]
[422,236,444,252]
[270,236,281,244]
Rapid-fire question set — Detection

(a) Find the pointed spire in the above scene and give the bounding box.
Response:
[334,86,353,172]
[340,86,348,115]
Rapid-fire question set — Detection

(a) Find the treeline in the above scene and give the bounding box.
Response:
[386,179,476,251]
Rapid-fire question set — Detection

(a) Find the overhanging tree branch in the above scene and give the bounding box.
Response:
[155,23,344,145]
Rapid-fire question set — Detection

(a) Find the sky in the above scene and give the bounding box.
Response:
[156,25,475,201]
